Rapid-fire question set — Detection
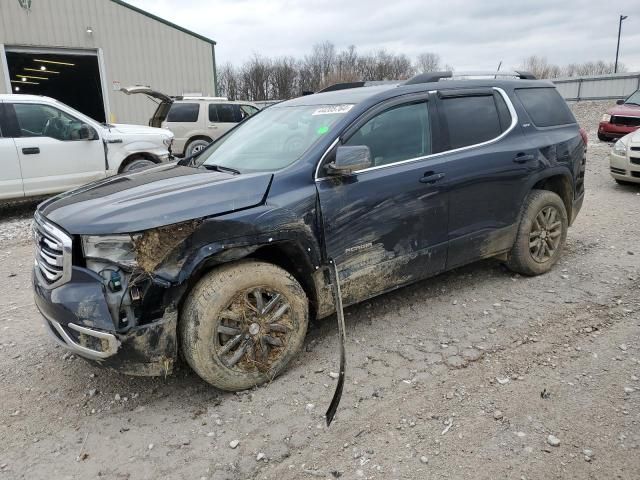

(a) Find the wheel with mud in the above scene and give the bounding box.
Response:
[180,260,308,391]
[506,189,568,276]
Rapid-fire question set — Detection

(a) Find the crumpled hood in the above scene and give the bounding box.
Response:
[607,104,640,117]
[38,163,273,234]
[105,123,173,138]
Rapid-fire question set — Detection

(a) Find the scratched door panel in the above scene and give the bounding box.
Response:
[317,158,449,307]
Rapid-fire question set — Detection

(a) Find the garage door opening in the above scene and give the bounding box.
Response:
[6,49,106,122]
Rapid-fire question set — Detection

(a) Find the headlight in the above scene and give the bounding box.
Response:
[613,139,627,156]
[82,235,139,268]
[602,114,612,122]
[162,137,174,148]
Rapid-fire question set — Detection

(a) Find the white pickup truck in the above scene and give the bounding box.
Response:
[0,94,174,201]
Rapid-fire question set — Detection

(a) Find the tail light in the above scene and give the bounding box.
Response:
[579,127,588,146]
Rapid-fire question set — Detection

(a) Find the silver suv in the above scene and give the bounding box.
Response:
[122,87,259,156]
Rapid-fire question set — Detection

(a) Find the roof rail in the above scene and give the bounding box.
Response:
[318,82,366,93]
[404,70,537,85]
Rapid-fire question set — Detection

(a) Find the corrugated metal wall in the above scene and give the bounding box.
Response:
[0,0,215,124]
[553,73,640,101]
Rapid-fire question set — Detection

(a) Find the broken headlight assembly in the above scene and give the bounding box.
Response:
[82,235,140,268]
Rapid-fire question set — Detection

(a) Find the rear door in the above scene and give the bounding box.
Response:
[208,103,241,139]
[317,94,450,306]
[0,103,24,200]
[435,88,536,268]
[8,102,106,196]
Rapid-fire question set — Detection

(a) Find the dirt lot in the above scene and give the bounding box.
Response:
[1,101,639,480]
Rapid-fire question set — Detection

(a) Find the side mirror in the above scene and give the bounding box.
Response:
[79,123,98,140]
[616,99,625,105]
[325,145,372,175]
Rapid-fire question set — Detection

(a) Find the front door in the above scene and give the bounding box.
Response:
[0,104,24,200]
[8,102,105,196]
[317,96,449,306]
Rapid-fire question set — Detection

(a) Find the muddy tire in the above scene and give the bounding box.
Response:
[180,260,308,391]
[506,189,568,276]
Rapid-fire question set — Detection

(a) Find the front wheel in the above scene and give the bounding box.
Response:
[180,261,308,391]
[506,190,568,276]
[185,138,211,157]
[122,158,156,172]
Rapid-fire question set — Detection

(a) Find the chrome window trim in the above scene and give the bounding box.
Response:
[315,87,517,181]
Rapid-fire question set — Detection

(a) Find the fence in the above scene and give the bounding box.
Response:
[551,73,640,101]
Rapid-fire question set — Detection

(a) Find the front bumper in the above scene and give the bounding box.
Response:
[599,121,638,139]
[609,150,640,184]
[33,266,178,375]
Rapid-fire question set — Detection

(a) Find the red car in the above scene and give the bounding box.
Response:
[598,90,640,141]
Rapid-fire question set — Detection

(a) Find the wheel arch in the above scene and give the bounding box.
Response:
[530,170,574,223]
[185,135,213,151]
[171,240,321,321]
[118,152,160,173]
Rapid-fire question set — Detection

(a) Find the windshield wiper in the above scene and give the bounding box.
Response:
[202,164,241,175]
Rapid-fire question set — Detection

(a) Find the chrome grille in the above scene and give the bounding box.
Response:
[33,214,72,289]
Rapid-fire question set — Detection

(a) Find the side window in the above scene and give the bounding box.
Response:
[208,103,219,122]
[240,105,259,119]
[214,104,240,123]
[441,95,502,149]
[13,103,85,141]
[166,103,199,122]
[344,101,430,167]
[515,88,575,127]
[494,93,512,132]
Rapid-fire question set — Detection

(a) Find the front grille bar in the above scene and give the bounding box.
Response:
[33,213,72,289]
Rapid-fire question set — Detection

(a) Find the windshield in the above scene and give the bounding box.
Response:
[625,90,640,105]
[198,104,353,173]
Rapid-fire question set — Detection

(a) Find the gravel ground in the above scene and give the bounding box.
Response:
[1,100,639,480]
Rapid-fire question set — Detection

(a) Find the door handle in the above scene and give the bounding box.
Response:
[22,147,40,155]
[208,125,219,129]
[419,172,446,184]
[513,153,535,163]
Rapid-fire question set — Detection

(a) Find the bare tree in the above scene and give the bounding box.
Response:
[271,56,299,100]
[217,62,239,100]
[415,52,441,73]
[521,55,626,79]
[240,54,272,101]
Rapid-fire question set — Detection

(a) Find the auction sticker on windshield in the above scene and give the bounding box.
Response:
[312,105,354,115]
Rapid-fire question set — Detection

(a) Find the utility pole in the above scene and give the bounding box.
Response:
[615,14,628,73]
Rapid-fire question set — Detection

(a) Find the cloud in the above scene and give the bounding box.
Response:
[127,0,640,71]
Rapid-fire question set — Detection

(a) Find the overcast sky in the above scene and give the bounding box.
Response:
[127,0,640,72]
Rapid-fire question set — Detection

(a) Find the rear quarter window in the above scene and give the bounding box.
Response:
[166,103,199,122]
[515,88,575,127]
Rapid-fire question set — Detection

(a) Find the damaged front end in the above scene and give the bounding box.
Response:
[33,217,199,376]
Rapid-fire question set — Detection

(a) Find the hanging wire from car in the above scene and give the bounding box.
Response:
[325,258,347,426]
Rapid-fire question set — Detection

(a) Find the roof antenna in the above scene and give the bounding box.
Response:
[495,61,502,79]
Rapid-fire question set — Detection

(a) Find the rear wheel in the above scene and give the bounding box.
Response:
[180,261,308,391]
[506,190,568,276]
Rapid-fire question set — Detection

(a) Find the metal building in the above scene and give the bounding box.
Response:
[0,0,217,124]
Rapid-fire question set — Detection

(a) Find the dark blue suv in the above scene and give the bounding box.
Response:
[32,72,586,391]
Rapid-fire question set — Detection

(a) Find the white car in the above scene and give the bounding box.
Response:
[121,86,259,157]
[0,94,174,201]
[609,131,640,185]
